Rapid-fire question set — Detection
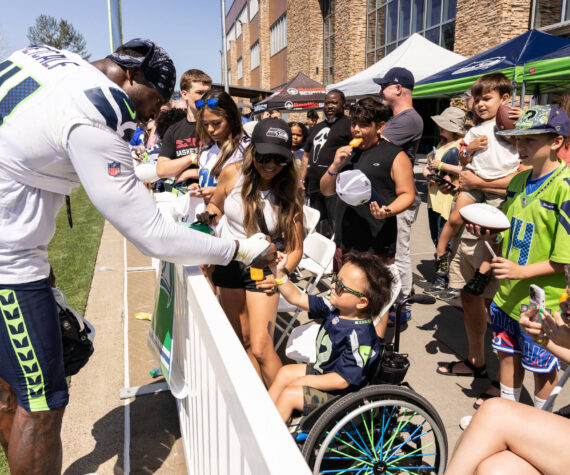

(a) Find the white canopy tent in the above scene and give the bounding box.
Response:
[327,34,466,98]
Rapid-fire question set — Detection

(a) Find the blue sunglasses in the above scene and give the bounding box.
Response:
[195,98,219,110]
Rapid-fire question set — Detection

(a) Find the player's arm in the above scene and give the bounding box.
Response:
[67,125,236,266]
[292,372,350,392]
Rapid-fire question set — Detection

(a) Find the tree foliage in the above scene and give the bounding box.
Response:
[27,14,91,60]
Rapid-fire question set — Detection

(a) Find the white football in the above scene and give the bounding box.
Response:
[459,203,510,231]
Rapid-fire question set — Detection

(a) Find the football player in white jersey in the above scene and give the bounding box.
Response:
[0,39,273,474]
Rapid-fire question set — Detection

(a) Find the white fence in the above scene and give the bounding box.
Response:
[167,263,311,475]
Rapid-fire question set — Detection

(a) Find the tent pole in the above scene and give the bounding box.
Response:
[520,82,526,108]
[512,82,517,106]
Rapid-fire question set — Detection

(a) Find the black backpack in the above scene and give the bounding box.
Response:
[57,302,94,377]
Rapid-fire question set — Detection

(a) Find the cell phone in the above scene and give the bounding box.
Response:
[529,284,546,323]
[427,174,456,190]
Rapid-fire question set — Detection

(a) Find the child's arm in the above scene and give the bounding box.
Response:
[459,136,488,165]
[430,159,462,176]
[292,372,350,392]
[520,308,570,362]
[491,258,566,280]
[269,253,310,311]
[458,169,517,196]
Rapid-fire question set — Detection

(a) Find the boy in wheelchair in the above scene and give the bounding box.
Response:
[267,250,393,423]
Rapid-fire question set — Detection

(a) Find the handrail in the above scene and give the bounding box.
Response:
[161,263,311,474]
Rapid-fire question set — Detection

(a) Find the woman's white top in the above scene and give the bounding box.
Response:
[198,134,250,187]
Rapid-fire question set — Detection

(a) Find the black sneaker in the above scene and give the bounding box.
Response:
[463,270,492,296]
[435,288,461,301]
[434,252,450,278]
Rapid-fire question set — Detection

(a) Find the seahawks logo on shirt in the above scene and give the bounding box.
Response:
[84,86,137,142]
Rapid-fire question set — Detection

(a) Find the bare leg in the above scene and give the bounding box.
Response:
[498,352,524,390]
[0,377,16,454]
[474,450,541,475]
[246,290,282,387]
[268,364,307,404]
[447,398,570,475]
[275,385,305,423]
[435,193,476,257]
[438,291,487,375]
[7,405,65,475]
[534,368,558,400]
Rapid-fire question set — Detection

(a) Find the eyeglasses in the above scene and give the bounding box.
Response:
[195,98,219,110]
[254,152,289,167]
[331,275,365,298]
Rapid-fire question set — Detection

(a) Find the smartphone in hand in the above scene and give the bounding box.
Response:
[529,284,546,323]
[427,174,456,190]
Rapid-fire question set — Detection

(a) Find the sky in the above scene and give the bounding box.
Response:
[0,0,224,83]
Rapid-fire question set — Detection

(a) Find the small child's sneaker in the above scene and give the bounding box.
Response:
[434,252,450,278]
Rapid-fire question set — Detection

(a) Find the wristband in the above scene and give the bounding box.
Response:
[275,275,289,286]
[437,161,444,171]
[327,169,339,177]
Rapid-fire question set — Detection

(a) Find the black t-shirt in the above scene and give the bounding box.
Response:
[335,141,401,255]
[160,118,199,160]
[305,115,352,192]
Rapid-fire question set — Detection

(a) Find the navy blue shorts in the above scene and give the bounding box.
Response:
[0,279,69,412]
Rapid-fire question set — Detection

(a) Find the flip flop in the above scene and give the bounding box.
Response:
[473,380,500,409]
[436,359,488,378]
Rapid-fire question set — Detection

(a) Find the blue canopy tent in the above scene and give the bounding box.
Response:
[413,30,570,101]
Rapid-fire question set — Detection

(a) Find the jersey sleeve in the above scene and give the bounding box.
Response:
[66,124,236,266]
[551,179,570,264]
[332,328,375,386]
[159,126,176,158]
[308,295,334,320]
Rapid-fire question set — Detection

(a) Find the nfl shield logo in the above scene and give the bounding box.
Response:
[108,162,121,176]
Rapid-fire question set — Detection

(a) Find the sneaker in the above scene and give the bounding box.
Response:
[388,304,411,327]
[435,288,460,301]
[423,281,447,295]
[463,270,493,296]
[434,252,450,278]
[459,415,472,430]
[235,233,271,267]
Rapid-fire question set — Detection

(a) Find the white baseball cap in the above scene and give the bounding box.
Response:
[336,169,382,207]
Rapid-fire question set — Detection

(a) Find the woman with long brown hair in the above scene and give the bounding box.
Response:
[198,119,303,387]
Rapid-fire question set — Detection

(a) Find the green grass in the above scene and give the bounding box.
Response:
[0,186,104,471]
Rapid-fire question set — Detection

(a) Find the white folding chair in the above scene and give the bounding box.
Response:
[274,232,336,350]
[302,205,320,237]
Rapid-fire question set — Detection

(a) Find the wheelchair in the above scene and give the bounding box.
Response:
[290,294,448,475]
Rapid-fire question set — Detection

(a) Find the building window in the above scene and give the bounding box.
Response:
[236,6,247,38]
[366,0,457,67]
[237,58,243,79]
[250,41,260,69]
[533,0,570,28]
[323,0,335,85]
[270,14,287,56]
[249,0,259,20]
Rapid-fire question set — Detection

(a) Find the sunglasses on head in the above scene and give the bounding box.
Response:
[195,98,219,110]
[254,152,289,167]
[331,275,365,298]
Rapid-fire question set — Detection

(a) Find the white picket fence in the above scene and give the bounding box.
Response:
[167,263,311,475]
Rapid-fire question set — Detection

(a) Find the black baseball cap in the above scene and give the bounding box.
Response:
[373,67,415,91]
[251,118,293,161]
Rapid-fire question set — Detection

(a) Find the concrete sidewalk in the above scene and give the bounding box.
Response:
[60,173,570,473]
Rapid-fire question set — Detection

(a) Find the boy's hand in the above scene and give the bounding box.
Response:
[468,136,488,153]
[370,201,392,220]
[269,252,289,276]
[542,310,570,345]
[255,273,278,295]
[332,145,353,169]
[491,257,525,280]
[508,107,523,121]
[520,307,546,342]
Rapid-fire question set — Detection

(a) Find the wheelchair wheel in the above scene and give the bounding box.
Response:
[301,384,447,475]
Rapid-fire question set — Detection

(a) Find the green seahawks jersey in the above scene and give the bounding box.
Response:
[493,163,570,321]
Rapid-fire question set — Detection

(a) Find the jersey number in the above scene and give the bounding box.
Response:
[506,217,535,266]
[314,327,332,373]
[0,60,41,127]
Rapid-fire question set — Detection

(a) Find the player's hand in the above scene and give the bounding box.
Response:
[491,257,524,280]
[255,273,278,295]
[370,202,392,220]
[465,223,498,240]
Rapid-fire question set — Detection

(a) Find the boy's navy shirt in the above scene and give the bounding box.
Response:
[307,294,381,391]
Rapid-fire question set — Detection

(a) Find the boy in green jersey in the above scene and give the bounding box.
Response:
[474,105,570,408]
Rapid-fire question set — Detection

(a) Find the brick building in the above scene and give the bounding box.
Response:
[225,0,570,91]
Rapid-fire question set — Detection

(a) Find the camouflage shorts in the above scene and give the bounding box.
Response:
[302,386,335,415]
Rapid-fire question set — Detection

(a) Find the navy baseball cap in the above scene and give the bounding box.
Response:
[373,67,415,91]
[252,118,293,161]
[496,105,570,138]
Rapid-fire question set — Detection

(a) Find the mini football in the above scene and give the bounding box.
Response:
[496,104,517,145]
[459,203,510,232]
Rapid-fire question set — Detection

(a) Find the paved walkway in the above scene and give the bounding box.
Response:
[60,168,570,473]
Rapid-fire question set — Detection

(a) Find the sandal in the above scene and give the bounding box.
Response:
[436,359,488,378]
[473,380,500,409]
